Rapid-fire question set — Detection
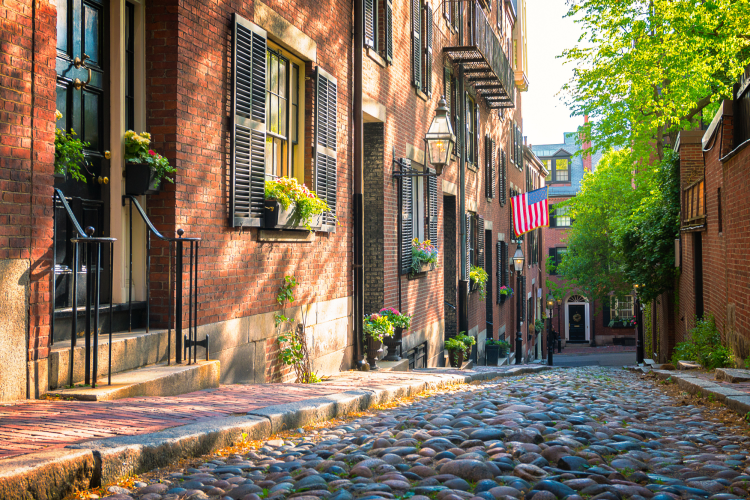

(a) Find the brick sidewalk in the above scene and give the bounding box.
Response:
[0,367,510,461]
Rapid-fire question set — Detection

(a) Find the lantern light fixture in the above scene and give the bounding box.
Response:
[424,96,455,175]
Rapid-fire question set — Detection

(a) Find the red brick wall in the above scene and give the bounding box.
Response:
[0,0,57,362]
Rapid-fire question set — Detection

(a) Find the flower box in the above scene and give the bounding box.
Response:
[126,163,161,196]
[416,262,436,274]
[485,344,499,366]
[263,199,321,230]
[470,280,479,293]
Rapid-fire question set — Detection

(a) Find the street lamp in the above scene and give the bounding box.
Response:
[546,291,555,366]
[556,296,562,353]
[513,246,524,365]
[424,96,455,175]
[634,285,644,364]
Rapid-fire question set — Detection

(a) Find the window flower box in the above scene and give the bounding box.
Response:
[263,199,322,230]
[126,163,162,196]
[264,177,331,231]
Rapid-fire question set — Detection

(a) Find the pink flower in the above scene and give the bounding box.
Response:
[370,313,381,320]
[148,149,156,156]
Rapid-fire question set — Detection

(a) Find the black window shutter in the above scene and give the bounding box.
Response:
[603,300,611,328]
[465,213,471,275]
[477,215,485,269]
[550,206,556,227]
[496,241,502,304]
[454,76,461,158]
[491,138,496,199]
[412,0,421,89]
[474,103,480,166]
[365,0,375,48]
[386,0,394,63]
[427,167,438,244]
[484,135,491,199]
[521,278,526,321]
[231,14,267,228]
[424,4,433,96]
[500,149,506,206]
[502,241,509,287]
[401,159,413,274]
[314,66,338,229]
[444,67,452,127]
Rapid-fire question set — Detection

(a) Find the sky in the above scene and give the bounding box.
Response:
[523,0,584,147]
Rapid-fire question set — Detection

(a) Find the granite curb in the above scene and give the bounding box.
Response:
[0,365,552,500]
[648,368,750,417]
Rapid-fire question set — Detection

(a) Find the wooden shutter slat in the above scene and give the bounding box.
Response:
[315,66,338,229]
[401,159,413,274]
[496,241,502,304]
[231,14,267,227]
[465,213,471,276]
[474,102,480,166]
[424,4,433,96]
[365,0,375,48]
[428,167,438,244]
[477,215,485,269]
[386,0,394,63]
[500,149,506,206]
[491,138,497,199]
[412,0,421,88]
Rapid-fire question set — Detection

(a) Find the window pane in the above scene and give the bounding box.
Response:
[270,52,279,94]
[291,64,298,105]
[279,97,287,137]
[555,158,569,182]
[270,96,279,134]
[265,136,275,176]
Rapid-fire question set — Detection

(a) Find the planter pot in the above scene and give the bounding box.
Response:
[53,172,67,184]
[263,199,321,230]
[366,336,383,370]
[498,346,509,357]
[448,349,464,368]
[383,326,403,361]
[470,280,479,293]
[485,344,500,366]
[126,163,161,195]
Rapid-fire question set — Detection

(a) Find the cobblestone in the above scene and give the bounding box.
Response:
[102,367,750,500]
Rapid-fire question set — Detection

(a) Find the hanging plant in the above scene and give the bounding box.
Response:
[469,265,489,300]
[124,130,176,188]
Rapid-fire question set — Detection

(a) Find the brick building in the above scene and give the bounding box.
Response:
[533,129,637,347]
[0,0,540,401]
[660,88,750,363]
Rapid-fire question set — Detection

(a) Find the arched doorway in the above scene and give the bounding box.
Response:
[566,295,589,343]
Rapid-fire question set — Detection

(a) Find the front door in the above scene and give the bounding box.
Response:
[568,304,586,342]
[54,0,110,308]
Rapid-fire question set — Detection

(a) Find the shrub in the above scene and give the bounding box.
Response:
[671,313,731,370]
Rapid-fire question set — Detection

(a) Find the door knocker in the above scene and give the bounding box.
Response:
[73,54,91,90]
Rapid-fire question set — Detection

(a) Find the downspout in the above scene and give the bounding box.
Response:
[456,5,469,337]
[353,0,367,369]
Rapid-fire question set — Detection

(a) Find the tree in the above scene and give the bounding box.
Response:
[562,0,750,162]
[557,149,653,304]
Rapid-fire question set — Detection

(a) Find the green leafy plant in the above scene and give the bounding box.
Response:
[670,313,731,370]
[54,110,89,182]
[445,337,469,365]
[274,275,319,383]
[498,286,513,297]
[456,333,476,349]
[534,319,545,333]
[363,313,394,343]
[469,265,489,300]
[123,130,176,188]
[265,176,331,230]
[410,238,439,275]
[378,307,411,330]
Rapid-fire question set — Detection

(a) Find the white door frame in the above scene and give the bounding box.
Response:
[565,300,590,341]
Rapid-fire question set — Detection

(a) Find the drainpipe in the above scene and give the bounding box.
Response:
[457,62,469,337]
[353,0,367,370]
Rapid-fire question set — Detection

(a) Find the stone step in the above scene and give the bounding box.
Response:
[45,360,220,401]
[715,368,750,383]
[377,359,410,372]
[677,360,701,370]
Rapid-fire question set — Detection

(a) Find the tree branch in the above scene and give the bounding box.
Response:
[681,95,712,123]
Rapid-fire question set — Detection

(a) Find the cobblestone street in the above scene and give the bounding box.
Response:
[98,367,750,500]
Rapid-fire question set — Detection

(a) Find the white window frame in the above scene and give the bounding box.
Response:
[412,163,425,242]
[611,296,635,321]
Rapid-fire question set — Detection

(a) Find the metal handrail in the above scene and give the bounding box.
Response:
[124,195,206,365]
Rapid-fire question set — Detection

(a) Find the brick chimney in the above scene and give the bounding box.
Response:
[675,130,704,188]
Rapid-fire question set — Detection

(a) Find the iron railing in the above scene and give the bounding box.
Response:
[52,188,116,388]
[443,0,515,109]
[125,196,207,364]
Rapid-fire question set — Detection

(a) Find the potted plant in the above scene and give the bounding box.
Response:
[534,319,545,333]
[54,110,89,183]
[456,332,477,363]
[363,312,394,370]
[379,307,412,361]
[124,130,175,195]
[498,285,513,303]
[264,176,331,231]
[485,338,510,365]
[410,238,439,275]
[469,266,489,300]
[445,337,469,368]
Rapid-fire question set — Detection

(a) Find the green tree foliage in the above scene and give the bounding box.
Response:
[562,0,750,161]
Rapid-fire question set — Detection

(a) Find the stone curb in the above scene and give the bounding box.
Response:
[0,365,552,500]
[648,369,750,417]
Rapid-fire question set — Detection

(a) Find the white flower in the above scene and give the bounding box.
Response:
[124,130,136,139]
[54,110,63,121]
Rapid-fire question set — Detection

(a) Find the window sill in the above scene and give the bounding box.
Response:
[366,47,386,68]
[467,163,478,173]
[415,88,429,102]
[258,230,316,243]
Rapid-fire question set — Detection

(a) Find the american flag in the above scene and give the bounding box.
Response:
[511,187,549,237]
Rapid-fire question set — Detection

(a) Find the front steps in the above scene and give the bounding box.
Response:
[45,360,220,401]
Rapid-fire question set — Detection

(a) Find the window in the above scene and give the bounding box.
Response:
[551,205,571,227]
[543,157,571,183]
[412,164,426,242]
[466,94,476,165]
[444,0,459,31]
[496,0,503,32]
[366,0,393,63]
[265,46,302,179]
[469,212,478,266]
[611,296,635,321]
[548,247,566,275]
[400,160,438,273]
[411,0,432,93]
[421,1,433,96]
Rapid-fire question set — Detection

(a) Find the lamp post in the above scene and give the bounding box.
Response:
[546,291,555,366]
[513,245,525,365]
[556,297,562,353]
[424,96,455,175]
[634,284,644,364]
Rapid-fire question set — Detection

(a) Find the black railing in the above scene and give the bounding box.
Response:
[52,188,116,388]
[125,196,207,364]
[443,0,515,109]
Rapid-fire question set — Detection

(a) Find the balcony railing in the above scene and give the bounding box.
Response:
[443,0,515,109]
[682,177,705,230]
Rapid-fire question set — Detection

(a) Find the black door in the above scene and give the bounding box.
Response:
[568,304,586,342]
[54,0,110,308]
